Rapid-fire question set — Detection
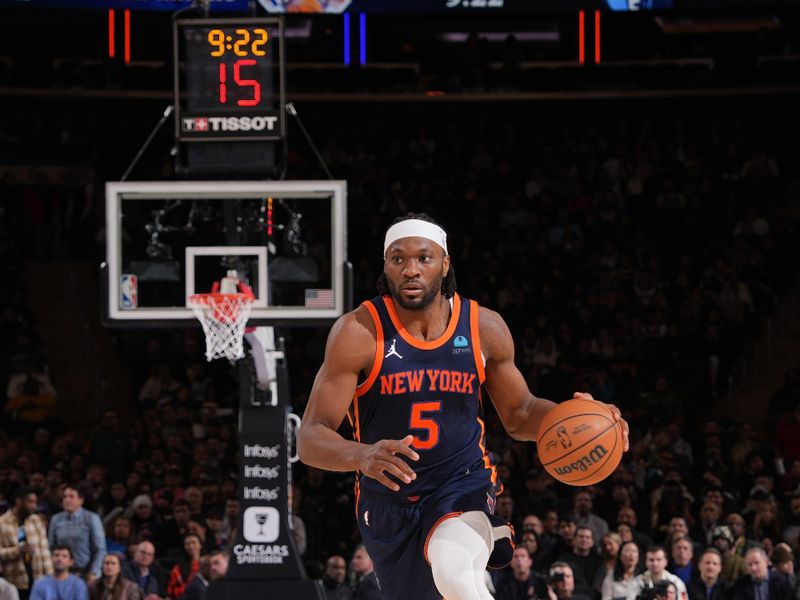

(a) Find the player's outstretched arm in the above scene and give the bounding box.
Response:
[297,308,418,491]
[481,307,629,449]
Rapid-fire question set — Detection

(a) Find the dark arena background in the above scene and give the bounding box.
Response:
[1,1,800,599]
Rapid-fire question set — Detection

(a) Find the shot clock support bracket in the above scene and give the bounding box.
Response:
[120,105,174,181]
[173,17,286,176]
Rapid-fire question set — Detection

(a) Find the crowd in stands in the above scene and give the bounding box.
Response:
[2,94,800,600]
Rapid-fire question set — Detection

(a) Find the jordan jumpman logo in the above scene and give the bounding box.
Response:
[385,338,403,359]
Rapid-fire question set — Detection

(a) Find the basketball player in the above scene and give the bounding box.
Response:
[298,214,630,600]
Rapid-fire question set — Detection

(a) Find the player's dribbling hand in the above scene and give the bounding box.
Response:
[572,392,630,452]
[359,435,419,492]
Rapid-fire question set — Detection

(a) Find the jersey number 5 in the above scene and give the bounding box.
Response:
[409,401,441,450]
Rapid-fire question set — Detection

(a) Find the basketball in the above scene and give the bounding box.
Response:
[536,399,624,486]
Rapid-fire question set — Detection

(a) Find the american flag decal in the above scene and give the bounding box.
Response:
[305,289,334,308]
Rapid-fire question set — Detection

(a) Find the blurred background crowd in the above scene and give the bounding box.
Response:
[2,4,800,600]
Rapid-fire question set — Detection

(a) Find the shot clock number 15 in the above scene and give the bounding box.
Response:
[208,28,269,107]
[175,18,284,142]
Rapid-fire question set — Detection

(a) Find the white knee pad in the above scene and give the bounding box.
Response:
[427,512,494,600]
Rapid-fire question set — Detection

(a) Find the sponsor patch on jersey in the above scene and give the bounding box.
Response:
[452,335,471,354]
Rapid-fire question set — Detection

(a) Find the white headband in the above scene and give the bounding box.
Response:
[383,219,448,257]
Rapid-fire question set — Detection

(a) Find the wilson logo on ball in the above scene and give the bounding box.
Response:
[553,445,609,475]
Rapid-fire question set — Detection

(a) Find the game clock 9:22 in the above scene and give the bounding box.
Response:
[175,18,284,142]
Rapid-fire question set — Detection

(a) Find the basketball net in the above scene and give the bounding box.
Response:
[189,272,255,362]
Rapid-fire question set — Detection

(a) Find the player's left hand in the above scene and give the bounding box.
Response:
[573,392,630,452]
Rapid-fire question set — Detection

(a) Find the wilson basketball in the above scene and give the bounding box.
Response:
[536,399,624,486]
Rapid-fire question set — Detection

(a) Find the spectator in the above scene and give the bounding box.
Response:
[184,522,214,556]
[668,536,696,586]
[159,500,192,556]
[558,526,604,592]
[522,515,544,536]
[768,544,794,584]
[202,510,226,551]
[177,550,226,600]
[207,551,227,581]
[730,547,793,600]
[497,494,521,539]
[89,412,130,484]
[0,486,53,599]
[153,466,184,511]
[616,508,654,552]
[520,529,550,574]
[781,495,800,553]
[48,485,106,583]
[351,545,380,600]
[601,541,641,600]
[102,483,131,527]
[692,503,722,547]
[599,533,623,587]
[687,548,728,600]
[574,491,610,549]
[220,499,238,541]
[632,547,688,600]
[553,516,578,559]
[121,541,165,598]
[29,545,87,600]
[288,485,307,558]
[88,553,142,600]
[83,466,111,517]
[318,555,352,600]
[753,503,784,544]
[4,367,58,432]
[726,515,757,558]
[495,546,542,600]
[0,562,20,600]
[177,555,210,600]
[127,496,160,543]
[183,489,203,520]
[712,526,748,584]
[546,562,593,600]
[664,518,692,550]
[105,517,133,558]
[167,535,201,599]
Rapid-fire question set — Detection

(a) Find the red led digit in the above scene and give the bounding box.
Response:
[233,59,260,107]
[219,62,227,104]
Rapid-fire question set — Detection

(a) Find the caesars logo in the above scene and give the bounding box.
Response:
[244,444,281,459]
[233,544,289,565]
[182,116,278,133]
[553,445,609,476]
[243,506,280,543]
[243,486,280,501]
[244,464,281,480]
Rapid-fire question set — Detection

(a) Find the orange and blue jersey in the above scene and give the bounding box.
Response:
[350,292,495,497]
[349,293,512,600]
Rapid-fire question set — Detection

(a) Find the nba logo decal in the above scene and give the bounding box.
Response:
[120,274,138,310]
[243,506,279,543]
[556,425,573,449]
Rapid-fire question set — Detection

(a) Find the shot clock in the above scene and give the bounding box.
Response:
[174,18,285,142]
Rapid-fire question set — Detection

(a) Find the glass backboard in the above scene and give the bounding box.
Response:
[104,180,347,326]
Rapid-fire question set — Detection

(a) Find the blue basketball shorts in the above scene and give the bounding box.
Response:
[356,460,513,600]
